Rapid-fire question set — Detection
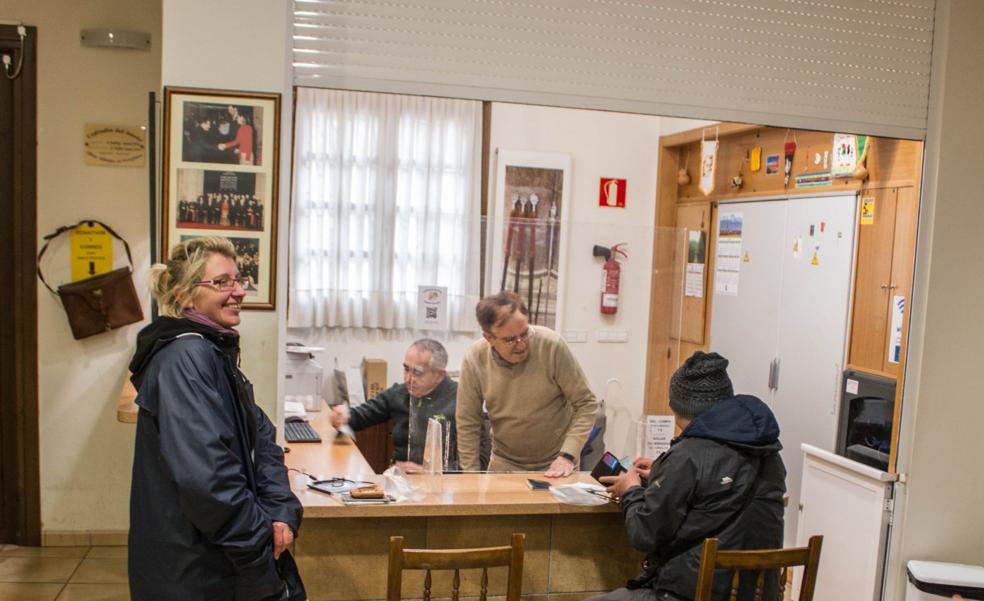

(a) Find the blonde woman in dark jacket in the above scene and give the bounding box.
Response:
[128,237,302,600]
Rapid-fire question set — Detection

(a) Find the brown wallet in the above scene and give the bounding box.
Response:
[350,485,385,499]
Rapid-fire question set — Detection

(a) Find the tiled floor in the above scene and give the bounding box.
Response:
[0,545,128,601]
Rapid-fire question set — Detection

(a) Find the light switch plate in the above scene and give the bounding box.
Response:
[563,330,588,343]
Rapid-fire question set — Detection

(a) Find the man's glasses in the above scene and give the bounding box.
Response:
[491,327,535,347]
[196,275,249,291]
[403,364,429,378]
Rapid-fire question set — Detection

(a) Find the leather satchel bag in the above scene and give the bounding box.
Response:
[37,220,144,340]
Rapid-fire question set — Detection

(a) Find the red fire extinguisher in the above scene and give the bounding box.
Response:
[594,243,628,315]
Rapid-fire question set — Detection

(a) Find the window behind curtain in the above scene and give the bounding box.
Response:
[289,88,482,331]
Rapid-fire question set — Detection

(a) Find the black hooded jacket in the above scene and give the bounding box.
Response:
[619,394,786,601]
[128,317,302,601]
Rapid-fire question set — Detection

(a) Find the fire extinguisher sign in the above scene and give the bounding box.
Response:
[599,178,626,208]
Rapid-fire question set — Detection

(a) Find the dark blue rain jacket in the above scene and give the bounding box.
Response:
[128,318,302,600]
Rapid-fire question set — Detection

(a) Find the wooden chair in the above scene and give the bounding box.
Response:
[693,535,823,601]
[386,533,525,601]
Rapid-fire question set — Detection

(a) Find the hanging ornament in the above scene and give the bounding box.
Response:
[852,135,871,180]
[678,149,691,185]
[699,127,719,196]
[731,148,747,191]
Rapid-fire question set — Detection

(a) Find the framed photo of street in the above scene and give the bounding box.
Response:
[162,87,280,310]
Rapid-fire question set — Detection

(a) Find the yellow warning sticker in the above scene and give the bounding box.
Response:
[861,197,875,225]
[70,223,113,281]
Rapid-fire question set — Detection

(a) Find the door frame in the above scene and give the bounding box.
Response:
[0,23,40,546]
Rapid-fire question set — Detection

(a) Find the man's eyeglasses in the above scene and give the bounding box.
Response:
[196,275,249,291]
[490,327,535,347]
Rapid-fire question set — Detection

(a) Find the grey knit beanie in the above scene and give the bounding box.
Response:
[668,351,734,420]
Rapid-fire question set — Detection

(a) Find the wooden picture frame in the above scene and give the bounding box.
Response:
[487,149,572,332]
[162,86,280,310]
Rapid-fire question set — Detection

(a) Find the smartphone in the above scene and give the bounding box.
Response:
[527,478,551,490]
[590,451,627,483]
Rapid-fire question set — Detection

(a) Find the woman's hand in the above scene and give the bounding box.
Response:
[272,521,294,560]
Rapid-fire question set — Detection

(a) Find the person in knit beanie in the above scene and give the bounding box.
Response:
[668,351,734,421]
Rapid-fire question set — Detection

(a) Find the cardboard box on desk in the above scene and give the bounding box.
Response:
[361,358,387,401]
[357,358,393,473]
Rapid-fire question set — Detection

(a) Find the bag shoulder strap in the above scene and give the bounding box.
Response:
[37,220,135,294]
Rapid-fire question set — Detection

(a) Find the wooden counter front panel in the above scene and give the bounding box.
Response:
[295,513,641,601]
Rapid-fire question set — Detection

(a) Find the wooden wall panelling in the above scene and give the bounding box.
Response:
[848,187,899,373]
[644,146,681,415]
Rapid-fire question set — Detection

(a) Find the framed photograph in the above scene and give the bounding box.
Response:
[487,150,572,332]
[163,87,280,309]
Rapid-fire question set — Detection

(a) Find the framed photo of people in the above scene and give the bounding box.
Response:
[163,87,280,310]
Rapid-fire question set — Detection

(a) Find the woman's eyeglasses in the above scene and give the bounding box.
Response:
[196,275,250,291]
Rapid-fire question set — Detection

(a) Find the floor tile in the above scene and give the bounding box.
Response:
[56,583,130,601]
[1,547,89,559]
[0,557,82,583]
[83,547,126,560]
[0,582,63,601]
[68,558,127,585]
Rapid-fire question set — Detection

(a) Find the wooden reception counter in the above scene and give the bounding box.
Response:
[285,412,642,601]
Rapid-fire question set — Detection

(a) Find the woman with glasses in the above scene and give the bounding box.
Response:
[127,237,303,601]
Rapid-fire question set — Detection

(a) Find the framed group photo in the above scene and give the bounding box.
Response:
[487,149,572,332]
[163,87,280,309]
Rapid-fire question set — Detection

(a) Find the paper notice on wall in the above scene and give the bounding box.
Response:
[831,133,858,177]
[645,415,675,458]
[715,212,743,296]
[417,285,448,330]
[685,230,706,298]
[888,295,905,364]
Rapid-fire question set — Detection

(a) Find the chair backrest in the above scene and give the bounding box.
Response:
[693,535,823,601]
[386,532,525,601]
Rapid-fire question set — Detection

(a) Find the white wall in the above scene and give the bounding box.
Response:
[162,0,292,420]
[489,103,665,458]
[889,0,984,593]
[3,0,161,533]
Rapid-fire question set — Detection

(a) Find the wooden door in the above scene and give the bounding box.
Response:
[0,24,40,545]
[848,188,899,373]
[884,186,919,378]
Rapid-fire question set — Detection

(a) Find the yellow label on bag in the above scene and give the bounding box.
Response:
[70,223,113,281]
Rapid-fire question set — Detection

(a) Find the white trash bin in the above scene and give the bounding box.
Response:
[906,560,984,600]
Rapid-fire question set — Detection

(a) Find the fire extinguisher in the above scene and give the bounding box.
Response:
[593,243,628,315]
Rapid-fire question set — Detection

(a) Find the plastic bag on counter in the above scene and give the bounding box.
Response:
[381,464,426,502]
[548,482,611,506]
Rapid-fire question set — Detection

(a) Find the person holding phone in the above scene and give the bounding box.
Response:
[591,351,786,601]
[457,291,598,477]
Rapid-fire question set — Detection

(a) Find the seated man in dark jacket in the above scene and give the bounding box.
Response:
[331,339,457,472]
[595,351,787,601]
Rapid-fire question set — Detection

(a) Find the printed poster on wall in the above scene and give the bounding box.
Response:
[685,229,706,298]
[715,212,743,296]
[888,295,905,364]
[831,133,858,177]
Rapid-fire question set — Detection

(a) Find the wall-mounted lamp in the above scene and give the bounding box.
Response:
[80,28,150,51]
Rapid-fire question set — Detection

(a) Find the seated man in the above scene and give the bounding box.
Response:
[595,351,786,601]
[457,291,598,477]
[331,339,457,473]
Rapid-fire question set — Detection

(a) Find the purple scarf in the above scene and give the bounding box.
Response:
[182,308,240,337]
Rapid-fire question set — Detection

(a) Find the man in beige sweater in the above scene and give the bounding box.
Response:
[457,291,598,477]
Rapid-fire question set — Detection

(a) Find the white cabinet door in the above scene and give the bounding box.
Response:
[709,200,787,404]
[775,193,857,546]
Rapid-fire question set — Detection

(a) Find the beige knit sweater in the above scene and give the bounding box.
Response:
[456,326,599,471]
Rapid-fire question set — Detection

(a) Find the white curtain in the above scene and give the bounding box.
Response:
[289,88,482,331]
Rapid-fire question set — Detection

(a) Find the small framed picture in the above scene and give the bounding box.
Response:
[163,87,280,309]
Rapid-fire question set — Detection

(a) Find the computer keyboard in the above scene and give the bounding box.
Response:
[284,420,322,443]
